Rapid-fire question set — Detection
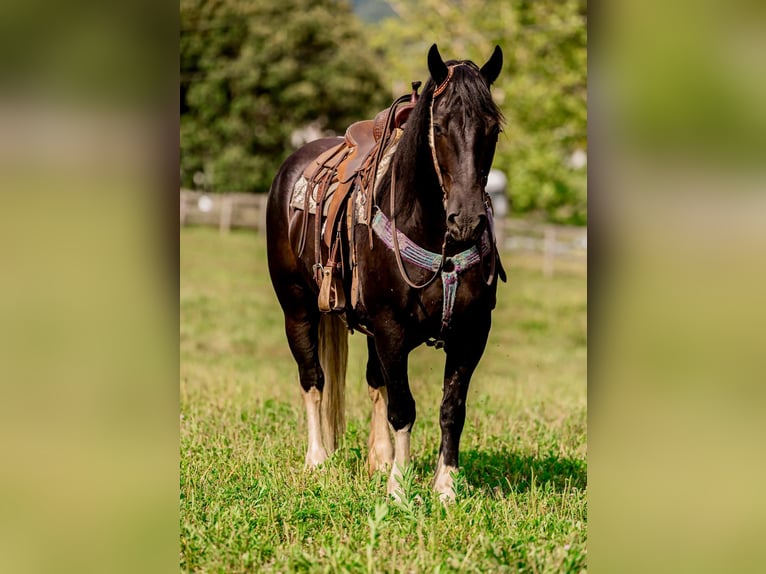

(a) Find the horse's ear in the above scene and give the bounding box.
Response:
[480,45,503,86]
[428,44,449,86]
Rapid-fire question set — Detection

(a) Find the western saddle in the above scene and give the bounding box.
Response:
[292,83,422,314]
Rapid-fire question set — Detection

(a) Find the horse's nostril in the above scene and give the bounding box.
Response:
[447,213,458,225]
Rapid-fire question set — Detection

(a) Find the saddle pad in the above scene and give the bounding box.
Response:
[290,176,339,216]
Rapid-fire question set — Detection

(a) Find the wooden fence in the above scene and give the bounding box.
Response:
[499,218,587,276]
[180,189,267,234]
[180,190,586,276]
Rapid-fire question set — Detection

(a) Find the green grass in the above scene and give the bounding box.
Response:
[180,226,587,573]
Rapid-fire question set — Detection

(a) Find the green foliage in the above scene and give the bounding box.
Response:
[352,0,396,22]
[180,227,587,572]
[368,0,587,224]
[180,0,587,221]
[180,0,389,192]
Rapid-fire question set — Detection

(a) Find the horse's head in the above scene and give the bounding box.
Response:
[426,44,503,244]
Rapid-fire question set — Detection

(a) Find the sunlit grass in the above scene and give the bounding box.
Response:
[180,226,586,573]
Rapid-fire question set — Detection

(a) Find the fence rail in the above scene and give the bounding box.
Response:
[180,190,585,275]
[180,189,267,233]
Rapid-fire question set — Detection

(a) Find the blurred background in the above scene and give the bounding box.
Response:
[590,1,766,572]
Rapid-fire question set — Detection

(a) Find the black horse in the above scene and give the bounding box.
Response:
[266,44,504,501]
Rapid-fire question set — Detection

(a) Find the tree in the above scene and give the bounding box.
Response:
[180,0,389,192]
[368,0,587,224]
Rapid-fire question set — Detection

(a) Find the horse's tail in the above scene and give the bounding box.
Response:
[318,314,348,452]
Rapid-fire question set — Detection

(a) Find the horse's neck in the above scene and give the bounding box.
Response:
[383,143,446,253]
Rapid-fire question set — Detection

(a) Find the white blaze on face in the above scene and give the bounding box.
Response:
[367,386,393,474]
[387,424,412,500]
[302,387,328,468]
[433,453,458,502]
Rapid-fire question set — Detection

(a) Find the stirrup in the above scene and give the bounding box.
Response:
[318,267,346,313]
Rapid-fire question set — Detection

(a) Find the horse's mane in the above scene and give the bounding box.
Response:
[432,60,504,124]
[383,60,504,217]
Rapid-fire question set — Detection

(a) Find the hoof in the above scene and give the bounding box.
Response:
[368,451,393,476]
[388,487,405,504]
[436,486,456,505]
[387,465,406,501]
[304,447,328,469]
[433,461,458,503]
[367,427,393,476]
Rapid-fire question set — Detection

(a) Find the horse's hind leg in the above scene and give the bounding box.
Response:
[284,310,328,468]
[365,337,393,475]
[282,298,348,468]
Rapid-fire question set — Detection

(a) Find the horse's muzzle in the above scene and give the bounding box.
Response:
[447,212,487,244]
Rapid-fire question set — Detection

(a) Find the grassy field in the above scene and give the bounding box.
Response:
[180,226,587,573]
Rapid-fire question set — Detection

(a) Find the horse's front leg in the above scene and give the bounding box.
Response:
[435,312,491,501]
[371,322,415,499]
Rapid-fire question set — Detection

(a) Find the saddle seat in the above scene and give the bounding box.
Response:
[338,120,376,183]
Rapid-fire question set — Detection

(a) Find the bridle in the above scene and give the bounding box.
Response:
[388,63,466,290]
[388,63,499,293]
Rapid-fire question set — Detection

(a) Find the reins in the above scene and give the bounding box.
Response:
[367,93,412,249]
[389,166,445,289]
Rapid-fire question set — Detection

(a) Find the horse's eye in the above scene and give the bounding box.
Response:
[432,124,444,136]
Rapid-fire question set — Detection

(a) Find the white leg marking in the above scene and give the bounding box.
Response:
[387,424,411,499]
[367,386,393,474]
[433,453,458,502]
[302,387,328,468]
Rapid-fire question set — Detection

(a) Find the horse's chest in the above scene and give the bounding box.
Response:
[358,265,489,327]
[353,224,495,334]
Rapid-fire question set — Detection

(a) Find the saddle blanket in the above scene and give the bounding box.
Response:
[289,177,338,216]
